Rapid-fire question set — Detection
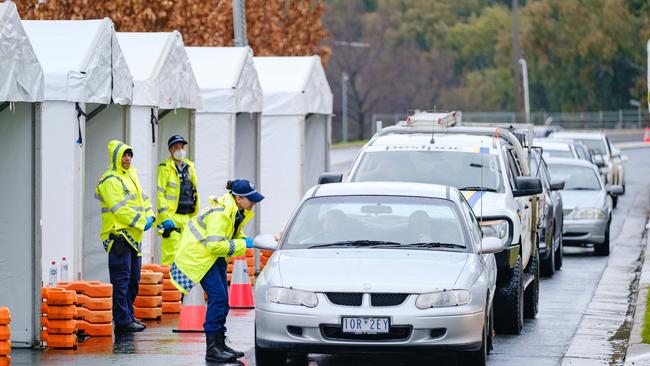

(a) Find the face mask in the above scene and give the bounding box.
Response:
[173,149,186,160]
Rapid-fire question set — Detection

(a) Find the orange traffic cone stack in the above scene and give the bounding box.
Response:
[228,256,254,309]
[259,250,273,271]
[41,288,78,350]
[134,270,163,320]
[173,283,206,333]
[57,281,113,337]
[0,307,10,365]
[142,264,182,314]
[644,127,650,143]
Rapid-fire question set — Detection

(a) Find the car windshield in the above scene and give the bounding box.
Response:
[547,164,601,190]
[577,138,607,156]
[541,148,573,159]
[351,148,504,192]
[283,195,468,250]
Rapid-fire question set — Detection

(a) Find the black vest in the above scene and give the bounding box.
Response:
[175,163,196,214]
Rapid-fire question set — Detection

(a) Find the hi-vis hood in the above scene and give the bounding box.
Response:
[208,193,256,219]
[107,140,133,172]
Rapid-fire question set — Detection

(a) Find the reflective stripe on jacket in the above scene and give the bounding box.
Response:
[157,157,199,222]
[96,140,154,254]
[169,193,251,294]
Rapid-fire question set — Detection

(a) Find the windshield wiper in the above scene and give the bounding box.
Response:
[569,187,598,191]
[308,240,401,249]
[402,242,466,249]
[459,186,498,192]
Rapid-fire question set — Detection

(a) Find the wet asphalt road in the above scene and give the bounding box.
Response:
[12,146,650,366]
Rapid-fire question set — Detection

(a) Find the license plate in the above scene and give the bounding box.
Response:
[341,317,390,334]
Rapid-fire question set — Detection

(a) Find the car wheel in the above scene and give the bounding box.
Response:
[612,195,618,209]
[524,246,539,319]
[540,230,555,277]
[487,301,494,355]
[494,256,523,335]
[459,309,488,366]
[622,184,626,195]
[594,224,610,256]
[554,235,563,270]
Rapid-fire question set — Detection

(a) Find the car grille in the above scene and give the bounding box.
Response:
[326,293,363,306]
[370,293,409,307]
[320,325,412,341]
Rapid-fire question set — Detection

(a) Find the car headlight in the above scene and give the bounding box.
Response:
[572,208,605,220]
[266,287,318,308]
[481,219,509,243]
[415,290,471,309]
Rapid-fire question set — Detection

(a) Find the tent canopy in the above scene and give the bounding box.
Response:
[0,2,43,102]
[186,46,262,113]
[253,56,332,116]
[117,32,202,110]
[22,18,132,104]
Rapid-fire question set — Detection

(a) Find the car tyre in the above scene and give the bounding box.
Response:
[255,329,287,366]
[612,195,618,209]
[540,231,555,277]
[487,301,494,354]
[554,236,563,270]
[494,256,523,335]
[459,309,488,366]
[524,246,539,319]
[594,223,610,256]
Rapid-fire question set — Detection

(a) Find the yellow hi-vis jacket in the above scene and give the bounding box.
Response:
[95,140,154,254]
[156,157,199,222]
[170,193,252,294]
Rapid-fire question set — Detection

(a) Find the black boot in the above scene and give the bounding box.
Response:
[221,334,245,359]
[206,333,237,362]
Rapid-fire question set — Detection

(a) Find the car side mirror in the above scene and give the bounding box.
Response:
[607,185,624,196]
[549,179,565,191]
[318,173,343,185]
[592,155,605,168]
[480,237,504,254]
[254,234,279,251]
[513,176,543,197]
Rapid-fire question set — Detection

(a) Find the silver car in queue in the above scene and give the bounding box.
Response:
[545,158,621,256]
[253,182,504,366]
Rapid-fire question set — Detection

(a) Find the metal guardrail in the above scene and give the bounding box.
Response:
[371,109,650,130]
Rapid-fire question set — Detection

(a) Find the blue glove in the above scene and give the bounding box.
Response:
[161,219,176,230]
[244,237,254,249]
[144,216,155,231]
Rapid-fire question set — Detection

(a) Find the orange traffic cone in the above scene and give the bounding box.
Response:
[228,257,254,309]
[172,283,206,333]
[644,127,650,143]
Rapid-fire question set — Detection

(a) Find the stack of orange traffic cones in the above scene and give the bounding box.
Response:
[41,288,78,350]
[259,250,273,271]
[0,307,10,365]
[142,264,182,314]
[134,270,163,320]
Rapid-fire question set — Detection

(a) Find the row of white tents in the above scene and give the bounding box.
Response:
[0,2,332,346]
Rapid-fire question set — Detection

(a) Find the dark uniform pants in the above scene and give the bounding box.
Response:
[201,257,229,335]
[108,236,141,327]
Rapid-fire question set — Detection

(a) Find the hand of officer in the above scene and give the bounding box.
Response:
[161,219,176,230]
[144,216,155,231]
[245,237,254,249]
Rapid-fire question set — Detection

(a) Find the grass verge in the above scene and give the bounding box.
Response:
[642,286,650,343]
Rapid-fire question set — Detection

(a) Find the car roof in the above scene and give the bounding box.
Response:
[370,133,497,148]
[551,131,605,140]
[536,140,571,150]
[545,157,597,169]
[308,182,461,202]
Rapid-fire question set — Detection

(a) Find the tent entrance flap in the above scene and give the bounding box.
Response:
[83,103,126,283]
[235,112,260,236]
[0,103,35,346]
[303,114,329,193]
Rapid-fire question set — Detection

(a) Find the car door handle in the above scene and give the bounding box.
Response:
[524,204,529,209]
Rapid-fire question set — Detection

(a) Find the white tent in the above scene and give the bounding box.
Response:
[0,1,43,348]
[116,31,202,263]
[253,56,332,236]
[186,46,262,235]
[23,18,133,288]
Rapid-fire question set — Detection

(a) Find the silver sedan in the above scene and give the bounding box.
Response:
[253,182,503,366]
[546,158,621,256]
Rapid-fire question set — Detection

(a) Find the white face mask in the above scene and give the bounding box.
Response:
[173,149,187,160]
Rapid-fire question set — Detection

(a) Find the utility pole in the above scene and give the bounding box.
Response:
[519,58,530,125]
[342,72,349,142]
[233,0,248,47]
[512,0,523,122]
